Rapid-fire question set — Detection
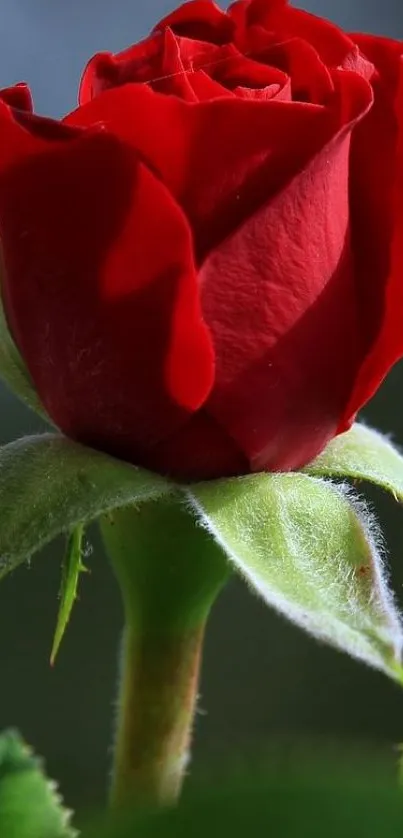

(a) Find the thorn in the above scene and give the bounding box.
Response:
[78,562,90,574]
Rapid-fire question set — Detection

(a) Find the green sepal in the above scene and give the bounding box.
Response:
[0,433,171,578]
[50,524,88,665]
[304,423,403,500]
[189,473,403,682]
[0,729,76,838]
[0,283,49,420]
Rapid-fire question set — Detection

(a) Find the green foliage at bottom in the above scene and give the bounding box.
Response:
[82,760,403,838]
[0,730,76,838]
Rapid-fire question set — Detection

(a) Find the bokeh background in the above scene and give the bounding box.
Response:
[0,0,403,814]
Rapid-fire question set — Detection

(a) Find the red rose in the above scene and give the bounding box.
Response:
[0,1,402,479]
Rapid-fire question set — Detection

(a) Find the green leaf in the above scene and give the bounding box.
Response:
[398,744,403,790]
[189,473,403,681]
[0,283,49,421]
[82,758,403,838]
[0,433,171,578]
[50,524,88,665]
[304,423,403,500]
[0,729,76,838]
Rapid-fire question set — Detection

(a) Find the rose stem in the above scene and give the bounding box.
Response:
[99,497,230,809]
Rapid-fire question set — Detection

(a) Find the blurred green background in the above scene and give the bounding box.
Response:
[0,0,403,814]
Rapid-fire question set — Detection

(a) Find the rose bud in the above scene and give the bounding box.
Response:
[0,0,402,480]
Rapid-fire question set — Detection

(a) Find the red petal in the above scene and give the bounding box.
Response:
[339,39,403,428]
[79,34,164,104]
[0,102,214,465]
[235,82,290,101]
[199,72,373,472]
[187,70,236,100]
[151,29,199,101]
[147,410,248,479]
[228,0,285,30]
[0,83,33,112]
[230,0,355,67]
[253,35,335,104]
[80,29,286,106]
[80,30,201,105]
[66,75,365,262]
[154,1,235,44]
[203,42,290,91]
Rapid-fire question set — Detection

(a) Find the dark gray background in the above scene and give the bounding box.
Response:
[0,0,403,813]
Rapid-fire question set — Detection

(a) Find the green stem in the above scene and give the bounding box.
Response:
[112,622,205,807]
[100,497,230,809]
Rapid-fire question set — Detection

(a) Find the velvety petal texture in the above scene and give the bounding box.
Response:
[339,36,403,428]
[0,102,214,468]
[0,0,402,480]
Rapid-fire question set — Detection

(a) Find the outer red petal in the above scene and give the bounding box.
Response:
[0,83,33,112]
[0,102,214,466]
[229,0,356,66]
[146,410,249,479]
[228,0,283,30]
[80,32,164,104]
[339,38,403,429]
[200,70,373,472]
[67,77,363,262]
[154,1,235,44]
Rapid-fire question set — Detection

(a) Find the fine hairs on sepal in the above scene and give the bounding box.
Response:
[304,423,403,501]
[188,471,403,681]
[331,480,403,662]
